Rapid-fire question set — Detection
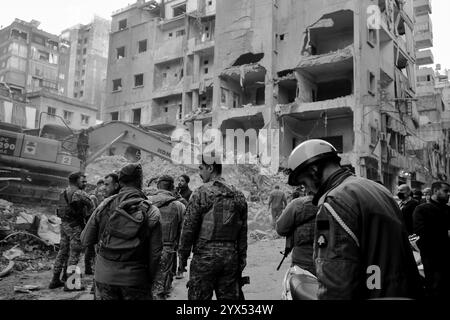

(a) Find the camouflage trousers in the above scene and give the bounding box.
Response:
[152,247,176,299]
[53,222,83,275]
[187,243,240,300]
[95,282,152,300]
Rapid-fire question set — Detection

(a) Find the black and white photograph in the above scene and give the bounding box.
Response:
[0,0,449,308]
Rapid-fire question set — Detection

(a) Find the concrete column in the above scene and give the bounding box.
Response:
[192,90,199,111]
[193,54,201,83]
[183,92,193,114]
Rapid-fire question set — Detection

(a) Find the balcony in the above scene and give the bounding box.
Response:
[416,49,434,66]
[414,0,432,16]
[194,36,215,53]
[415,30,433,50]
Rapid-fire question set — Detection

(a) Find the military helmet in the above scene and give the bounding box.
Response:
[287,139,339,186]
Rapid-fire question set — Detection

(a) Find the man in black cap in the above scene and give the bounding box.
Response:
[81,163,163,300]
[147,175,185,299]
[50,172,93,290]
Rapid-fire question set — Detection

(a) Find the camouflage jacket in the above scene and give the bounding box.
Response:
[62,187,94,226]
[179,177,248,272]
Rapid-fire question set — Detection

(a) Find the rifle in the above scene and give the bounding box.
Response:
[276,235,294,271]
[238,275,250,300]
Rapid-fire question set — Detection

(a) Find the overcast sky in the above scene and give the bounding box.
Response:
[0,0,449,70]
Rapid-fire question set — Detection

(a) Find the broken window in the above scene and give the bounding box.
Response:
[221,88,228,104]
[111,112,119,121]
[47,106,56,117]
[132,108,141,125]
[134,73,144,87]
[118,19,127,31]
[233,93,241,108]
[10,29,28,41]
[64,110,73,123]
[113,79,122,91]
[368,28,377,47]
[39,50,50,62]
[256,87,265,105]
[173,3,186,17]
[81,114,90,126]
[232,53,264,67]
[177,104,183,120]
[138,39,147,53]
[117,46,125,59]
[368,71,376,95]
[302,10,354,56]
[317,79,353,101]
[176,29,186,37]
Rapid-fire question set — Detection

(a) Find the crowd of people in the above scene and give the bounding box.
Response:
[48,139,450,300]
[49,157,247,301]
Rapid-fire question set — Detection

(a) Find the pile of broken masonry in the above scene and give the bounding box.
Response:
[0,199,59,279]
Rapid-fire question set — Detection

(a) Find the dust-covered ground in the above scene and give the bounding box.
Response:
[0,238,289,300]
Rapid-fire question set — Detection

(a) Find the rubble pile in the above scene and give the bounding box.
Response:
[0,199,59,277]
[87,155,296,235]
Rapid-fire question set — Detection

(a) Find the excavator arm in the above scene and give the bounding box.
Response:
[84,121,198,169]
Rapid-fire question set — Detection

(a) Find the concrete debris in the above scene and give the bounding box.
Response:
[86,156,296,241]
[3,247,24,260]
[297,44,353,68]
[13,285,40,293]
[0,260,14,278]
[184,108,212,122]
[222,63,266,87]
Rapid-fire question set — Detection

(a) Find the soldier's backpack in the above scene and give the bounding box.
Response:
[98,197,152,262]
[55,189,76,220]
[155,198,179,246]
[198,181,245,242]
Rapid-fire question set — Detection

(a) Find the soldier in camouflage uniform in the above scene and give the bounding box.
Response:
[148,175,185,300]
[49,172,94,290]
[179,159,248,300]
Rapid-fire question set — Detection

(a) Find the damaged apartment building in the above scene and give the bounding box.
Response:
[104,0,216,135]
[214,0,420,191]
[104,0,422,191]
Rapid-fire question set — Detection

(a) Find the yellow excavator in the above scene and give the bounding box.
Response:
[0,120,193,203]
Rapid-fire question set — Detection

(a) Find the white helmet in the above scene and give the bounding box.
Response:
[287,139,340,186]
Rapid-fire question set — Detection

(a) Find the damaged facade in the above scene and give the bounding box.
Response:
[103,0,216,134]
[104,0,436,192]
[212,0,419,192]
[412,0,450,184]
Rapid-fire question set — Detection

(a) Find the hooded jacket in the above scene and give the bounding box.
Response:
[313,169,424,300]
[148,189,185,248]
[81,186,163,287]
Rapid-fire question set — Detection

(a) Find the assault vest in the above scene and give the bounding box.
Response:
[198,181,244,242]
[155,198,180,246]
[56,189,76,221]
[98,197,151,262]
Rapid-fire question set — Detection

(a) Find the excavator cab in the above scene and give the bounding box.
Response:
[0,121,80,203]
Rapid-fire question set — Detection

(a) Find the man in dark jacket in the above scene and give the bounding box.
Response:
[276,192,318,275]
[148,175,185,300]
[179,159,248,300]
[398,184,419,235]
[287,139,423,300]
[413,181,450,299]
[81,163,163,300]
